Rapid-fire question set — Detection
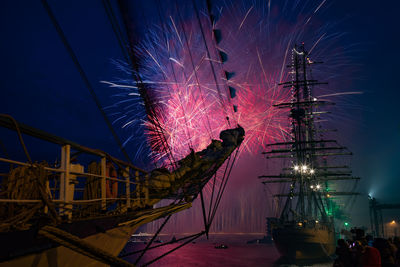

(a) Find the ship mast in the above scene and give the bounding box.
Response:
[260,44,359,224]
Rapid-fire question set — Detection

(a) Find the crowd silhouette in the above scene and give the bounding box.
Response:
[334,229,400,267]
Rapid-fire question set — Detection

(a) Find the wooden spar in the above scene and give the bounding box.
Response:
[265,139,337,147]
[266,152,352,158]
[264,146,348,154]
[262,177,361,183]
[259,172,354,178]
[274,192,360,197]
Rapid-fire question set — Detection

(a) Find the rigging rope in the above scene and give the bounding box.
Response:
[209,144,241,227]
[102,0,130,63]
[0,114,32,164]
[134,214,172,264]
[203,0,237,123]
[115,1,179,171]
[191,0,230,125]
[120,231,201,258]
[154,0,194,151]
[207,173,217,221]
[41,0,133,165]
[175,0,213,140]
[142,231,205,267]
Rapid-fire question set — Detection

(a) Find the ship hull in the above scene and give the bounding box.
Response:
[0,203,192,266]
[0,224,138,267]
[272,225,335,263]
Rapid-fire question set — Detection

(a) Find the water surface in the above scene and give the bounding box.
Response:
[122,234,333,267]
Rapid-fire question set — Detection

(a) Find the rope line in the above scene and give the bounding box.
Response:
[41,0,133,165]
[175,1,213,140]
[104,0,174,171]
[142,231,205,267]
[134,214,172,264]
[0,114,32,164]
[154,0,194,151]
[116,1,179,171]
[209,145,241,226]
[102,0,130,63]
[191,0,229,123]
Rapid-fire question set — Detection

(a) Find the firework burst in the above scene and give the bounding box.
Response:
[106,0,356,169]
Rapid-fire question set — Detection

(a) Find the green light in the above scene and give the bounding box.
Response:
[344,222,349,226]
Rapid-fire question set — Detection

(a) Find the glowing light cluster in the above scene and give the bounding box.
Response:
[294,164,315,175]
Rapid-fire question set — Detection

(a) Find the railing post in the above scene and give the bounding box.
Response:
[135,170,140,207]
[101,157,107,211]
[124,167,130,211]
[60,144,71,220]
[44,179,50,214]
[145,174,149,205]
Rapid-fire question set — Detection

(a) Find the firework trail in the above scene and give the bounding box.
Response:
[106,0,356,168]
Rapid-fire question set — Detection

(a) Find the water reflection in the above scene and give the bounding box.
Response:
[121,234,333,267]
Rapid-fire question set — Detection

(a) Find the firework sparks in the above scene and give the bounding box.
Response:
[106,0,356,168]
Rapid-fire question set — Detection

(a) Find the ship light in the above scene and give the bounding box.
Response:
[294,165,300,171]
[391,220,396,225]
[301,165,308,173]
[298,222,303,227]
[316,184,321,189]
[315,220,319,223]
[310,185,314,189]
[310,169,315,174]
[326,194,330,198]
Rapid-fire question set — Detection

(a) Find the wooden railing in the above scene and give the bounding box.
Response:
[0,115,150,222]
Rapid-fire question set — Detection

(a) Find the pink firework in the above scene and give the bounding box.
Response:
[105,0,359,234]
[135,9,291,164]
[109,0,353,168]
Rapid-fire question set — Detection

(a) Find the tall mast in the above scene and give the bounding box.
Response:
[260,44,359,224]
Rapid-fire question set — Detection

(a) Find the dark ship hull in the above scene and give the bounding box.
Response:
[0,116,244,266]
[0,202,191,267]
[272,224,335,262]
[0,224,139,267]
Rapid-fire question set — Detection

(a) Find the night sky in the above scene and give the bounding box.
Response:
[1,0,400,230]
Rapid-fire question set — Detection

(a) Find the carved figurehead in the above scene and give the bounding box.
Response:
[147,126,245,205]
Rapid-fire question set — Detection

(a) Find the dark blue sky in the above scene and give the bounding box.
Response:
[1,0,399,226]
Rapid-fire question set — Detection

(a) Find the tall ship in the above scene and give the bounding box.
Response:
[0,115,244,266]
[260,44,360,263]
[0,0,247,266]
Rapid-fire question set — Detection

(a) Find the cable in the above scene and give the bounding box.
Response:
[103,0,165,170]
[116,1,178,171]
[102,0,130,63]
[203,0,237,124]
[134,214,172,264]
[191,0,229,123]
[209,145,241,226]
[142,231,205,267]
[41,0,133,165]
[154,0,194,150]
[175,1,213,140]
[199,190,209,236]
[0,114,32,164]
